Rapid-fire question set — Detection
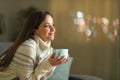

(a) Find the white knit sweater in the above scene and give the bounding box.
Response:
[0,35,56,80]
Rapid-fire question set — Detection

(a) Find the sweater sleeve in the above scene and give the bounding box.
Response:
[34,60,56,80]
[12,42,55,80]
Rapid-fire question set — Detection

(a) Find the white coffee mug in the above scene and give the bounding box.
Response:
[54,49,68,58]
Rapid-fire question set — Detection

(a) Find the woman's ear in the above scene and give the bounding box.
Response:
[34,29,37,34]
[34,29,39,35]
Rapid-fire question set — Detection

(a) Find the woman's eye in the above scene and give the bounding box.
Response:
[44,24,49,28]
[44,23,55,28]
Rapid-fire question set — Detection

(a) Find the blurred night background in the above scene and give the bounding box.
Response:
[0,0,119,80]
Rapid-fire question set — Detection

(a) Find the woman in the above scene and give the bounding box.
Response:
[0,10,67,80]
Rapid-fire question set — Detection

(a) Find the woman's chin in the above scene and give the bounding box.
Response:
[47,36,54,41]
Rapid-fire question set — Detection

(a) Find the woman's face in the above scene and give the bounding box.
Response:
[35,14,56,42]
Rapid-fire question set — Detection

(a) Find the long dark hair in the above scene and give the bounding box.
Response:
[0,10,53,70]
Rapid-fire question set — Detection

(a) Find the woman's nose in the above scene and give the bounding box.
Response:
[50,26,56,32]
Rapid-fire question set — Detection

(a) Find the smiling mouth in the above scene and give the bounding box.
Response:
[49,33,54,36]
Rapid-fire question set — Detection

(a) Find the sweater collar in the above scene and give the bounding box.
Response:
[34,35,51,50]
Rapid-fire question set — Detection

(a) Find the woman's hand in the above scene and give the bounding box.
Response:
[48,53,68,66]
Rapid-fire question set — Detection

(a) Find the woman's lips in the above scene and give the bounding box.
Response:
[49,32,55,36]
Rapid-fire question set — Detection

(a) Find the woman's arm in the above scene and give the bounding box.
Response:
[12,43,55,80]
